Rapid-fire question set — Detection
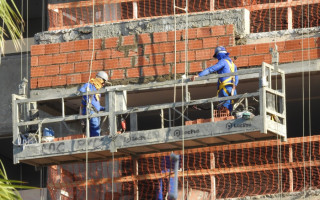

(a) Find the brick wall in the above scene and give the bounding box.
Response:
[30,25,320,89]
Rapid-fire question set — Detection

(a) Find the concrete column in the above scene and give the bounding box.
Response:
[210,153,216,200]
[133,159,139,200]
[210,0,215,11]
[287,0,293,30]
[289,145,293,192]
[133,1,138,19]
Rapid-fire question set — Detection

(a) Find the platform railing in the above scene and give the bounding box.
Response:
[12,63,285,148]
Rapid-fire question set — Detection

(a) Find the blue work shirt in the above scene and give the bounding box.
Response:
[79,83,105,114]
[198,58,239,89]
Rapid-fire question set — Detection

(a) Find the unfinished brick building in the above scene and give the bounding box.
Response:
[8,0,320,199]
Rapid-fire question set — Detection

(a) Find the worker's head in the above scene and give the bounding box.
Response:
[96,71,109,85]
[213,46,228,59]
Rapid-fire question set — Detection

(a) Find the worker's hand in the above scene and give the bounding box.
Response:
[190,75,198,81]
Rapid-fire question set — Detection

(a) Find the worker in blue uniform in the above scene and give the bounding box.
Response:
[191,46,239,111]
[79,71,109,137]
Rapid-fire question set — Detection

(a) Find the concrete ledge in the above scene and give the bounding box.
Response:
[35,9,250,44]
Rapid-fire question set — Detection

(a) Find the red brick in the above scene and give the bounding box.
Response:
[111,49,125,58]
[159,43,174,53]
[127,68,140,78]
[122,35,135,46]
[31,66,45,77]
[226,24,234,35]
[75,40,89,51]
[52,54,67,64]
[181,51,195,62]
[105,37,119,48]
[206,60,217,67]
[153,32,167,43]
[135,56,149,66]
[67,74,82,85]
[165,53,180,64]
[218,36,234,46]
[31,45,45,56]
[92,60,104,71]
[128,50,138,57]
[96,49,111,59]
[175,63,186,74]
[38,55,53,66]
[203,37,218,48]
[240,44,255,56]
[67,52,81,63]
[255,43,270,54]
[275,41,285,52]
[182,29,197,39]
[149,54,164,65]
[144,44,160,54]
[138,46,143,55]
[195,49,213,60]
[168,30,183,41]
[75,62,89,72]
[197,27,211,38]
[138,33,151,44]
[105,59,119,69]
[211,25,226,36]
[189,62,202,73]
[248,55,265,66]
[45,65,60,76]
[38,76,52,88]
[176,41,186,51]
[309,48,320,60]
[81,72,93,83]
[119,57,132,68]
[111,69,124,79]
[60,41,75,53]
[89,39,102,50]
[45,43,60,54]
[30,78,37,89]
[279,52,294,63]
[234,56,249,67]
[52,75,66,86]
[60,63,74,74]
[189,40,203,50]
[81,51,95,61]
[264,54,272,63]
[227,46,240,56]
[143,65,170,76]
[285,40,302,51]
[31,56,38,66]
[292,50,314,62]
[301,38,316,49]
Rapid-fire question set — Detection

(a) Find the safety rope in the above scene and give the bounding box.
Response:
[307,0,312,192]
[301,1,306,198]
[85,0,97,199]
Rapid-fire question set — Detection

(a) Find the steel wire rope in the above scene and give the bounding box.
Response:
[270,0,284,198]
[300,0,306,198]
[306,0,313,194]
[85,0,97,199]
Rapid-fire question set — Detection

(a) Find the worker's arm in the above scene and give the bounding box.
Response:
[234,64,239,86]
[198,60,225,77]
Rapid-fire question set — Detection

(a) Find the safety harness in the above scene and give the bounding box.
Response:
[217,59,236,97]
[81,78,103,113]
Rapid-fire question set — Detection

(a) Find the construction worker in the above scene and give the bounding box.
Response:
[191,46,239,111]
[79,71,109,137]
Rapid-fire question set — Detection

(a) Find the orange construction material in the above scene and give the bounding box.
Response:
[47,0,320,32]
[47,135,320,199]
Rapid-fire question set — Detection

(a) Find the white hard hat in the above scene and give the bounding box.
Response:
[96,71,108,82]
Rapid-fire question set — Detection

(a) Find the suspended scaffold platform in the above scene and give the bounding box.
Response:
[12,62,286,166]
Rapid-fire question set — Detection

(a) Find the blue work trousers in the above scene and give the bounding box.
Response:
[218,85,237,112]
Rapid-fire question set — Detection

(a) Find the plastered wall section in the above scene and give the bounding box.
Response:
[30,24,320,89]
